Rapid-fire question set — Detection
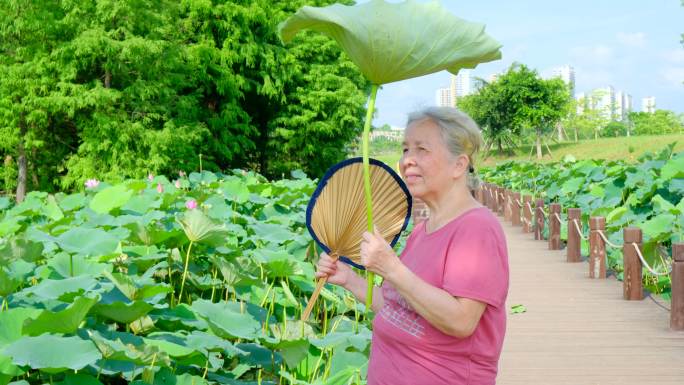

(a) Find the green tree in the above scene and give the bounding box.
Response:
[458,77,521,156]
[0,0,370,198]
[629,110,684,135]
[460,64,570,159]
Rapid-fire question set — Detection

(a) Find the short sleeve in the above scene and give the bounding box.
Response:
[441,218,508,309]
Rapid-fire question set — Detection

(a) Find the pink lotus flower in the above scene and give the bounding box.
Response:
[85,179,100,189]
[175,180,181,189]
[185,199,198,210]
[148,174,154,181]
[178,170,186,177]
[156,183,164,193]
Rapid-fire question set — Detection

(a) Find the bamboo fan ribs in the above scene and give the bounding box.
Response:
[302,157,411,320]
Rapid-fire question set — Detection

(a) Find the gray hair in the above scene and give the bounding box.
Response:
[406,107,483,191]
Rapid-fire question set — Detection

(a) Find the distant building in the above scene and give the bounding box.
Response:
[615,91,633,121]
[575,92,587,114]
[454,70,472,102]
[370,128,403,141]
[435,87,453,107]
[641,96,656,113]
[592,86,616,119]
[551,65,576,97]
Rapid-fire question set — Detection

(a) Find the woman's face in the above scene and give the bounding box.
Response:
[400,119,466,200]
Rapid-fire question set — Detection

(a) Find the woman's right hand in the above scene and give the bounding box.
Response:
[315,252,352,287]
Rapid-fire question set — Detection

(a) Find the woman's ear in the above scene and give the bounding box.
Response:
[451,154,470,178]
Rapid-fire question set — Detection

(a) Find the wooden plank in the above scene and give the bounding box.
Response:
[497,217,684,385]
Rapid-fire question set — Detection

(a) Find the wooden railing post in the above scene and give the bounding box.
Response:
[511,192,521,226]
[671,243,684,331]
[522,195,533,233]
[567,208,582,263]
[475,186,484,204]
[493,186,501,214]
[497,187,505,216]
[534,198,545,240]
[589,217,607,278]
[548,203,561,250]
[504,190,512,221]
[486,184,493,210]
[623,227,643,300]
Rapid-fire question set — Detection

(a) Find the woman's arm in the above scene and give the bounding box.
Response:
[361,228,486,338]
[385,264,485,338]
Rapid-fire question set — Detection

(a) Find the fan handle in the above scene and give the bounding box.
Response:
[301,252,338,321]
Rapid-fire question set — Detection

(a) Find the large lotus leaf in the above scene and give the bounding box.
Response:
[191,300,262,340]
[43,195,64,221]
[184,331,246,358]
[0,269,21,297]
[143,338,196,358]
[56,227,119,256]
[221,178,250,204]
[641,214,676,241]
[279,0,501,85]
[58,193,86,212]
[177,210,229,246]
[0,237,44,263]
[235,343,282,372]
[330,350,367,379]
[2,334,102,373]
[23,295,99,336]
[25,275,98,300]
[88,330,168,367]
[48,253,112,278]
[58,373,103,385]
[661,156,684,180]
[0,308,42,346]
[89,185,133,214]
[92,301,154,324]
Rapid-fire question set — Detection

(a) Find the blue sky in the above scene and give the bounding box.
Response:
[364,0,684,128]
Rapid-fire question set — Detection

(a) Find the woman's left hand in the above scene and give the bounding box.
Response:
[360,226,402,279]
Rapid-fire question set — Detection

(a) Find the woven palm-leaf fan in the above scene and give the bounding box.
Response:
[302,157,411,320]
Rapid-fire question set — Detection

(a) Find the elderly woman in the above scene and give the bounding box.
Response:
[315,107,509,385]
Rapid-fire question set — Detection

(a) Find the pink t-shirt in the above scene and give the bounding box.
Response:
[367,207,509,385]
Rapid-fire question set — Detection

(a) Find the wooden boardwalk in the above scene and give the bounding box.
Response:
[496,216,684,385]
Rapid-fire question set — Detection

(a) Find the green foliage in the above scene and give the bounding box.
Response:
[0,169,377,385]
[482,146,683,295]
[0,0,370,196]
[459,63,570,157]
[602,121,628,137]
[628,110,684,135]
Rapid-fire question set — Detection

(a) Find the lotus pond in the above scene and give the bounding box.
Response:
[0,169,384,385]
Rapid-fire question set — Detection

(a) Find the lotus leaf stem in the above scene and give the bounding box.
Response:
[178,241,194,304]
[362,83,379,311]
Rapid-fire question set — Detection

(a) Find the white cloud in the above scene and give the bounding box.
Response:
[661,67,684,86]
[570,45,614,64]
[616,32,646,47]
[663,49,684,64]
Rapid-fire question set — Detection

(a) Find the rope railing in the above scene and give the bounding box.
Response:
[554,212,562,224]
[479,182,684,330]
[595,230,672,276]
[631,243,672,277]
[571,218,589,241]
[596,230,622,249]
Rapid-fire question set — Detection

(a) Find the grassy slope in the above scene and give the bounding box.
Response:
[368,133,684,169]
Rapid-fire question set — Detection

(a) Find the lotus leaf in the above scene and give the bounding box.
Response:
[279,0,501,85]
[23,295,99,336]
[2,334,102,372]
[89,185,133,214]
[177,210,229,246]
[92,301,154,324]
